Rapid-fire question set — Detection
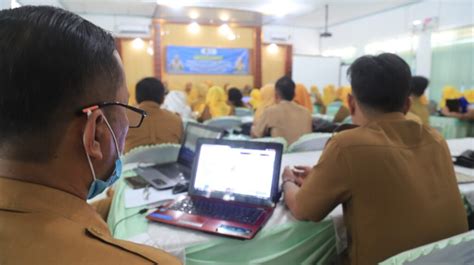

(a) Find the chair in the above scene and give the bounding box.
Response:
[122,143,181,166]
[251,137,288,153]
[287,133,332,153]
[204,116,243,132]
[234,107,253,117]
[182,117,198,129]
[342,116,352,124]
[326,101,342,116]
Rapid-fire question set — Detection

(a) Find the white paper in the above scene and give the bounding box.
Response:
[124,187,178,208]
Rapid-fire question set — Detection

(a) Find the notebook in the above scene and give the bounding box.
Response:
[135,123,224,190]
[147,139,283,239]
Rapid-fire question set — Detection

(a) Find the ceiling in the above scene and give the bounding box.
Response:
[18,0,420,28]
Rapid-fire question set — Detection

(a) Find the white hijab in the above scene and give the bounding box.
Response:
[162,91,193,119]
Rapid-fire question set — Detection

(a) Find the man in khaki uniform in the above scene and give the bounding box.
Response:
[408,76,430,125]
[0,6,180,264]
[282,53,468,265]
[251,76,312,145]
[125,77,183,153]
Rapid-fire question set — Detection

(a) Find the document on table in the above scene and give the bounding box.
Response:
[124,187,178,208]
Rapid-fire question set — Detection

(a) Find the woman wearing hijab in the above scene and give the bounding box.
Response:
[249,88,261,110]
[254,84,276,122]
[199,86,233,121]
[311,85,326,114]
[187,83,208,115]
[162,90,193,119]
[293,83,313,113]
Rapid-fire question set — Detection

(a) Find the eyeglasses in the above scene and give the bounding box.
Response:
[80,102,147,128]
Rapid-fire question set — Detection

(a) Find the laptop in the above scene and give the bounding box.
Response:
[147,139,283,239]
[134,123,224,190]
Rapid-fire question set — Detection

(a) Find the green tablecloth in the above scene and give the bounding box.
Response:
[107,171,149,240]
[429,116,474,139]
[186,220,336,265]
[379,231,474,265]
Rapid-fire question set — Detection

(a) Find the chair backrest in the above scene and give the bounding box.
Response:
[251,137,288,153]
[234,107,253,117]
[182,117,199,130]
[123,143,181,165]
[204,116,243,131]
[288,133,332,153]
[326,101,342,116]
[342,116,352,124]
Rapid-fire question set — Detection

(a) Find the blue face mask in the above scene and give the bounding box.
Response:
[84,113,123,200]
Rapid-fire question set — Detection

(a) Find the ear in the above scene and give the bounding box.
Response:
[348,94,356,115]
[402,97,411,114]
[82,110,105,161]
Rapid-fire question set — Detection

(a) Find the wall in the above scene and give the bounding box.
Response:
[161,23,255,91]
[261,44,288,86]
[320,0,473,52]
[0,0,10,9]
[318,0,473,101]
[120,38,154,105]
[262,25,319,55]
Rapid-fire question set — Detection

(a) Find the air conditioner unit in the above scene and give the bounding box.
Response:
[269,32,292,44]
[115,24,151,37]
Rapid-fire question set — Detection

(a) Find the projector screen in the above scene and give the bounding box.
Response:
[292,55,342,90]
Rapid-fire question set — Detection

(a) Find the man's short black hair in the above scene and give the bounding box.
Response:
[228,88,244,107]
[135,78,165,104]
[275,76,295,101]
[0,6,122,160]
[410,76,429,97]
[347,53,411,113]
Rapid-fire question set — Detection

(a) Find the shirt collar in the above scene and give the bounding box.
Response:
[0,177,110,235]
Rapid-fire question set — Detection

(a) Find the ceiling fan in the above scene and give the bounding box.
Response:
[320,4,332,38]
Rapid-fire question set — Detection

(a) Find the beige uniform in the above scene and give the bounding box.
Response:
[252,100,312,145]
[409,97,430,125]
[125,101,183,153]
[0,177,181,265]
[295,113,468,265]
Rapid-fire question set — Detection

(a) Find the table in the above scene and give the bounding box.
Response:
[108,139,474,264]
[429,116,474,139]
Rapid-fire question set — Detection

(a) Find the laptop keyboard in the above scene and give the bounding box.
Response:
[157,164,190,178]
[169,198,264,225]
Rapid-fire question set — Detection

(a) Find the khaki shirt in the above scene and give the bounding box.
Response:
[253,101,312,145]
[409,97,430,125]
[296,113,468,265]
[125,101,183,153]
[0,177,181,265]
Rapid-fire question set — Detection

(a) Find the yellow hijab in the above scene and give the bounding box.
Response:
[463,89,474,103]
[254,84,275,121]
[323,84,337,106]
[293,84,313,113]
[249,89,261,110]
[440,86,462,108]
[188,83,208,114]
[206,86,232,118]
[337,86,352,107]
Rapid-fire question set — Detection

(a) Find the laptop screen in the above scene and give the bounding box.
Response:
[178,124,223,167]
[190,139,283,206]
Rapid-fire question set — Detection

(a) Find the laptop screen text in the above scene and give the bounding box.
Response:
[193,144,276,201]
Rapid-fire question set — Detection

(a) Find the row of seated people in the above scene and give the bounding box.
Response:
[0,7,469,265]
[124,74,435,153]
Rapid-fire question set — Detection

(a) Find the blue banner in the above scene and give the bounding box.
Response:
[166,46,249,75]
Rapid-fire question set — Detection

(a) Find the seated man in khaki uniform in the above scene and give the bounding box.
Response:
[251,76,312,145]
[0,6,180,265]
[408,76,430,125]
[282,53,468,265]
[125,77,183,153]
